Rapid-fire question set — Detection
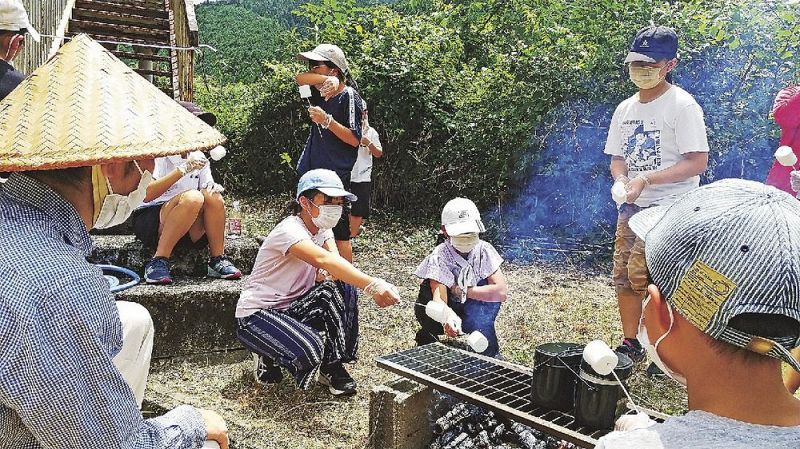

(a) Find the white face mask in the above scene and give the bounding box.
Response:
[303,200,342,230]
[94,162,153,229]
[637,295,687,386]
[450,232,480,253]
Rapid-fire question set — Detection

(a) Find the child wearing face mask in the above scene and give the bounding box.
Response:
[235,169,400,397]
[605,25,709,373]
[413,198,508,357]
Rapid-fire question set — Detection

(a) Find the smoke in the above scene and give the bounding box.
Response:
[491,18,794,264]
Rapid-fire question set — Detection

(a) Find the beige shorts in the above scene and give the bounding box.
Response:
[612,204,649,294]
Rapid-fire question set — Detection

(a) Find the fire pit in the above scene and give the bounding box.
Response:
[375,343,663,448]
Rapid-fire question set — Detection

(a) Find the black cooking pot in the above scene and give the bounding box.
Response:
[573,351,634,430]
[530,342,584,412]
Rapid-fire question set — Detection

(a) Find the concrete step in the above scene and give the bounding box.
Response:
[89,235,259,276]
[116,277,246,359]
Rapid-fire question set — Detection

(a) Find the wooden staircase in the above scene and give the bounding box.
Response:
[64,0,198,101]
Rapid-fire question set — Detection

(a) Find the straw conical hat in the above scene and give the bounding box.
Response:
[0,34,226,171]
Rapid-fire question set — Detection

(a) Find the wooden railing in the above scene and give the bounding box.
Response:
[19,0,74,74]
[169,0,198,101]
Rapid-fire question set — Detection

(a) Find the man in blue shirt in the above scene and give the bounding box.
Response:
[296,44,365,262]
[0,35,229,448]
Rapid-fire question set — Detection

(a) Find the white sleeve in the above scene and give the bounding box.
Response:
[368,127,382,151]
[675,103,710,154]
[197,162,214,189]
[604,105,624,156]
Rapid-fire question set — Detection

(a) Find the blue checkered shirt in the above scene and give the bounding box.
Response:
[0,174,206,448]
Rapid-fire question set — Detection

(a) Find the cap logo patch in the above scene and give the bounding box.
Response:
[640,39,649,48]
[671,260,736,330]
[458,211,469,219]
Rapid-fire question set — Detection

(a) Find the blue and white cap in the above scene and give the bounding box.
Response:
[630,179,800,371]
[624,25,678,64]
[296,169,357,202]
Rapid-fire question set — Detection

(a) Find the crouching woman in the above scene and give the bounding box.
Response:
[235,169,399,396]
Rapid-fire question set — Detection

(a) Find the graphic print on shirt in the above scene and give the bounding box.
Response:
[621,121,661,172]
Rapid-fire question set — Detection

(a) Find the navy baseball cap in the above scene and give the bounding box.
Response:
[624,25,678,64]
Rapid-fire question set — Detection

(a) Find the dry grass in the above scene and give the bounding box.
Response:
[146,199,695,448]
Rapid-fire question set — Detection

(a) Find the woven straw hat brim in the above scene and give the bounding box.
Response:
[0,34,226,171]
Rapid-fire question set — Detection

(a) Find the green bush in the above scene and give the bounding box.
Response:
[196,0,798,216]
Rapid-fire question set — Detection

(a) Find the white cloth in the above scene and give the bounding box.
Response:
[140,155,215,208]
[112,301,154,409]
[595,410,800,449]
[604,85,710,207]
[415,240,503,290]
[350,126,382,183]
[236,215,334,317]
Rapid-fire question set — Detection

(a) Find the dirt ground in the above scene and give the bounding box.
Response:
[144,199,793,448]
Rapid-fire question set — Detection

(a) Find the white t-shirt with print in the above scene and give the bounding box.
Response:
[350,126,382,183]
[235,215,334,317]
[595,410,800,449]
[604,85,710,207]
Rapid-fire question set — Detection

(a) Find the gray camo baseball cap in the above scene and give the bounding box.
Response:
[630,178,800,371]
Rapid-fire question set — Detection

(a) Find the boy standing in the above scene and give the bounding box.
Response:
[349,101,383,237]
[604,25,709,368]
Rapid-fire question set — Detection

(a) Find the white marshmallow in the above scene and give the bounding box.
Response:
[202,441,221,449]
[583,340,618,376]
[775,146,797,167]
[611,181,627,205]
[209,145,227,161]
[466,331,489,353]
[425,301,449,323]
[299,85,312,99]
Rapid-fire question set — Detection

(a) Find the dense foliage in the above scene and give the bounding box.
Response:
[194,0,799,222]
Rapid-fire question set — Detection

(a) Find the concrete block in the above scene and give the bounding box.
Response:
[369,377,433,449]
[115,277,246,358]
[89,234,259,276]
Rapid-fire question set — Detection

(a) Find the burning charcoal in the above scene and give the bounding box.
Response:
[474,430,492,449]
[510,422,548,449]
[429,442,442,449]
[435,403,472,433]
[440,429,461,447]
[490,423,506,443]
[442,432,472,449]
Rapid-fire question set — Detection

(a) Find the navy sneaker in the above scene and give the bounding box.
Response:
[252,353,282,385]
[615,338,646,363]
[207,255,241,280]
[318,362,356,396]
[144,257,173,285]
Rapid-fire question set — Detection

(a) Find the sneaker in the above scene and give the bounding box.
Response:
[318,363,357,396]
[252,353,282,385]
[615,338,645,363]
[646,362,667,378]
[144,257,173,285]
[207,255,242,280]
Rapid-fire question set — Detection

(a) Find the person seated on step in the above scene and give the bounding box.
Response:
[236,169,399,396]
[131,101,241,285]
[413,197,507,358]
[595,179,800,449]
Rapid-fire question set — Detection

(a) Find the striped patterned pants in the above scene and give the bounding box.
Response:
[236,281,359,389]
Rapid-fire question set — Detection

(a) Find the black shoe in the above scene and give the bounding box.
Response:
[318,363,357,396]
[253,353,282,384]
[646,362,667,378]
[615,338,646,363]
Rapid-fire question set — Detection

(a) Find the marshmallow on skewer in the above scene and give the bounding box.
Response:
[583,339,619,376]
[424,301,488,353]
[299,84,312,99]
[209,145,227,161]
[775,145,798,168]
[611,181,627,205]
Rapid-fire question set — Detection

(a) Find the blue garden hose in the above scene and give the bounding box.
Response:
[97,264,141,294]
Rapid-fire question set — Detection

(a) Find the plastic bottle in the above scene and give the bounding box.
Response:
[227,200,242,239]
